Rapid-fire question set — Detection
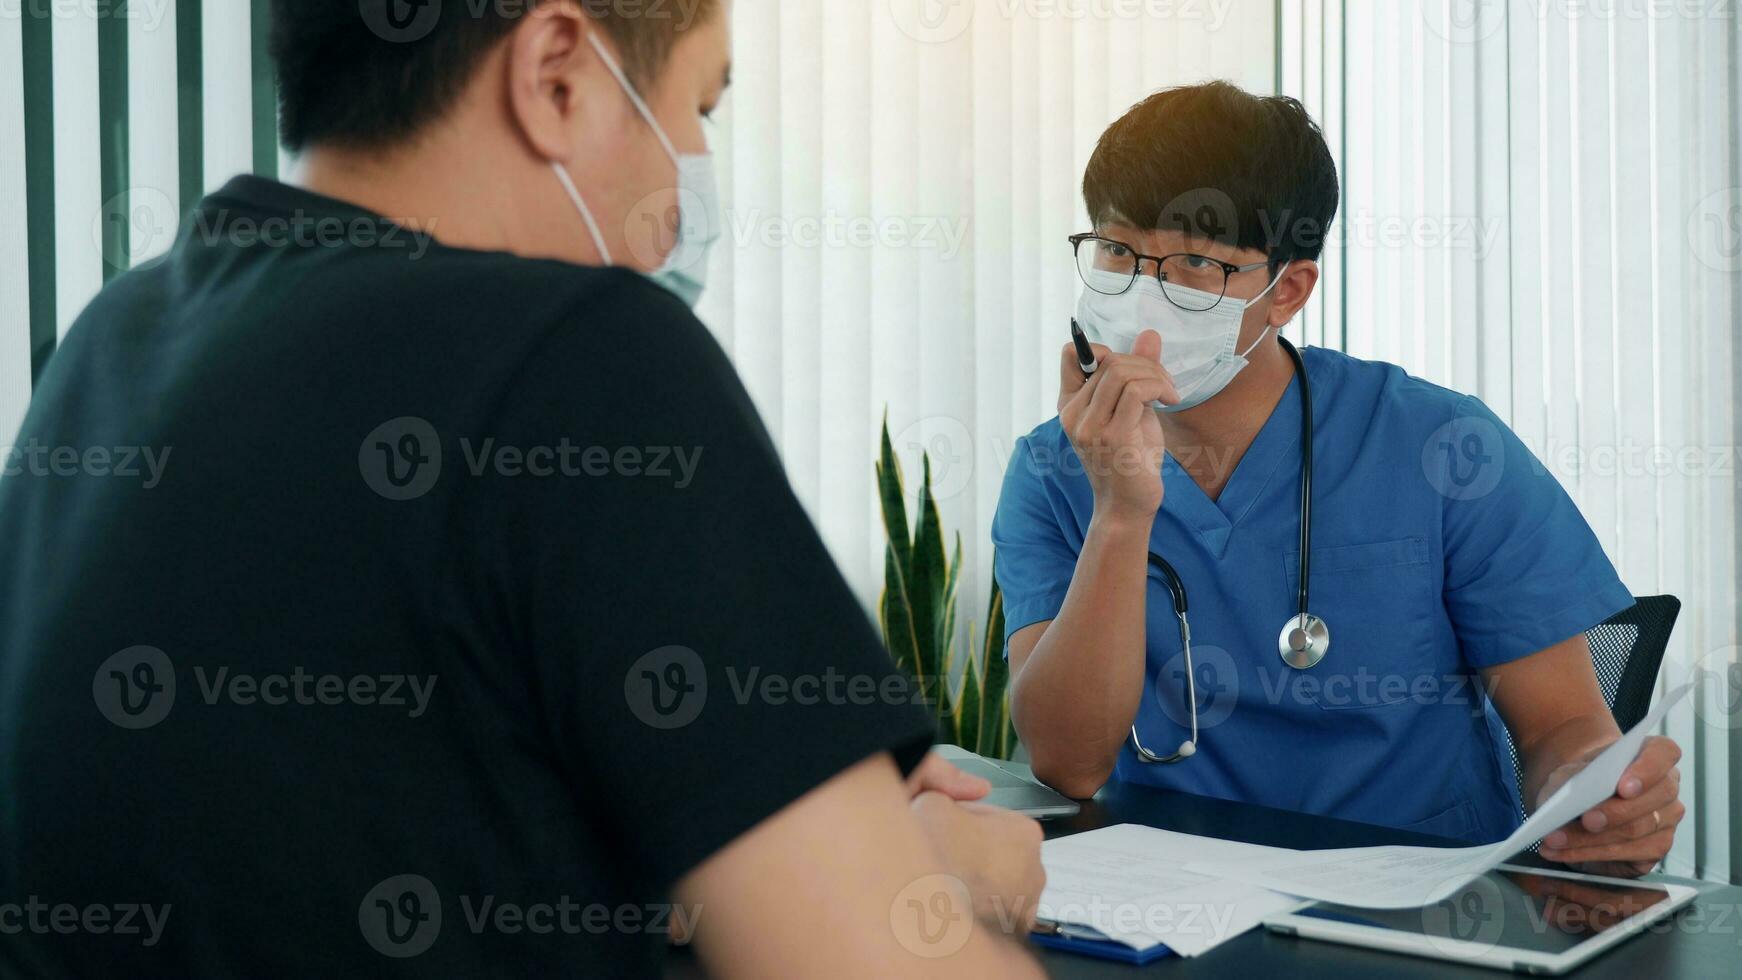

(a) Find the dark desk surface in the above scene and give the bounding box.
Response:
[1036,776,1741,978]
[662,775,1739,978]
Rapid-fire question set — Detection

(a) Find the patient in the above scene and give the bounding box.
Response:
[0,2,1042,976]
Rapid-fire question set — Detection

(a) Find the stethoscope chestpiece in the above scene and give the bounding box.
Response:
[1278,613,1330,670]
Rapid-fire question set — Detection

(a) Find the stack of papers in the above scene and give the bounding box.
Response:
[1184,682,1692,910]
[1037,825,1303,956]
[1037,682,1691,954]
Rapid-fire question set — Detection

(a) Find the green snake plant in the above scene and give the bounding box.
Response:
[876,415,1017,760]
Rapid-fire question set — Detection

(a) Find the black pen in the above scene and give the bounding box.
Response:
[1071,319,1098,379]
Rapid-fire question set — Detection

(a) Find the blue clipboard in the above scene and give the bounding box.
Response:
[1030,925,1176,965]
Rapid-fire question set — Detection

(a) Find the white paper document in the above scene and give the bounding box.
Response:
[1037,824,1304,956]
[1184,682,1693,910]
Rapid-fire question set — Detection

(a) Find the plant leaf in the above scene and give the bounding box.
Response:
[978,579,1009,756]
[876,412,911,574]
[907,454,948,689]
[955,645,982,752]
[935,531,962,706]
[880,542,920,679]
[935,624,958,726]
[1000,693,1017,761]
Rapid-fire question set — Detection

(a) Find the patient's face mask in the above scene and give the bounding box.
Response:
[551,31,723,308]
[1076,264,1288,412]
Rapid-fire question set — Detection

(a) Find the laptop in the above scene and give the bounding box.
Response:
[933,744,1081,818]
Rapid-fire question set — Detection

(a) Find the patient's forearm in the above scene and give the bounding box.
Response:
[1012,512,1153,798]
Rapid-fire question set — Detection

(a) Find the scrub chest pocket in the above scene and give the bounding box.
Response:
[1283,536,1439,710]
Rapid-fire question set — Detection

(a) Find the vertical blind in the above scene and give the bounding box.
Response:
[6,1,1735,883]
[2,2,1277,619]
[1,0,1277,673]
[1281,0,1741,884]
[701,0,1279,627]
[2,0,280,439]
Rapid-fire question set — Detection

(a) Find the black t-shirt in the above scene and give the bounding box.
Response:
[0,177,935,978]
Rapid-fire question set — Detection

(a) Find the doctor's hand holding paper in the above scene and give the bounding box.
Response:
[1535,734,1685,876]
[992,81,1683,876]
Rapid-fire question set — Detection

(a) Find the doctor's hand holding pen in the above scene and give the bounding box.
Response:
[1003,328,1182,800]
[1060,325,1179,524]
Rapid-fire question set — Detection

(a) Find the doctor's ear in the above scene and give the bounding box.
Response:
[1267,260,1320,326]
[505,4,619,163]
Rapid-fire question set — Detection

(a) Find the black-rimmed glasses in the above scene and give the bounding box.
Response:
[1070,233,1272,312]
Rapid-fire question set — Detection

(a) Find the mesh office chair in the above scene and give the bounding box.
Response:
[1503,595,1683,821]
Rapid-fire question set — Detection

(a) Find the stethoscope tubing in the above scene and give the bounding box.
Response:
[1130,337,1319,764]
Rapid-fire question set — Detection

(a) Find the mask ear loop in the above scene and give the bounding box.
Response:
[551,162,612,265]
[549,31,694,268]
[1253,261,1290,303]
[1238,325,1275,359]
[584,31,681,166]
[1237,261,1293,358]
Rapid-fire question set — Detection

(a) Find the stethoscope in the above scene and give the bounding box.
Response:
[1130,336,1328,765]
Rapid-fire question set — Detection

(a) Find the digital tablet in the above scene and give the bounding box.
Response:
[931,745,1081,818]
[1262,863,1698,975]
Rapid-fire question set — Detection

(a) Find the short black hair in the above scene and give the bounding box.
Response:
[1083,81,1340,266]
[272,0,718,153]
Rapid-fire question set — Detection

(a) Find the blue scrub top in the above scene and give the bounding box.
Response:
[991,346,1634,844]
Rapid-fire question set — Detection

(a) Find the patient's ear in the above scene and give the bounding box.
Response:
[505,3,606,163]
[1268,261,1320,326]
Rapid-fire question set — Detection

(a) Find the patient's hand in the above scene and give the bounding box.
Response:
[904,751,992,802]
[910,792,1047,933]
[1536,735,1684,878]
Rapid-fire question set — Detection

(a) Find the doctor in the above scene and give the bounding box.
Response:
[993,82,1683,877]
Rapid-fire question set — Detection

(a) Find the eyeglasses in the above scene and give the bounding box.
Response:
[1070,233,1273,312]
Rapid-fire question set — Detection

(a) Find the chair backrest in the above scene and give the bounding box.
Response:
[1590,596,1683,729]
[1505,595,1681,819]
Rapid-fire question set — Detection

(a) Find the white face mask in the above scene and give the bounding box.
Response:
[1075,264,1288,413]
[551,31,723,308]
